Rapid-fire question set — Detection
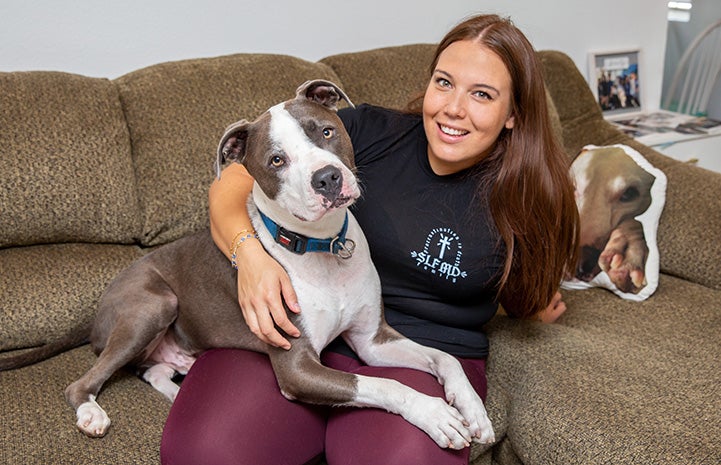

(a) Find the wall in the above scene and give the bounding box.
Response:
[0,0,669,110]
[662,0,721,118]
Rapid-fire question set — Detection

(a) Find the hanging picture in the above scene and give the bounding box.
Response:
[588,49,642,117]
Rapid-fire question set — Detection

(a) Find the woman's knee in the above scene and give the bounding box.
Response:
[324,365,470,465]
[325,406,470,465]
[161,349,327,465]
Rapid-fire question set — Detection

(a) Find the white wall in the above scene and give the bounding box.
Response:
[662,0,721,118]
[0,0,670,110]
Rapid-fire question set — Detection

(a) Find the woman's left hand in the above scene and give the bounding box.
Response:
[538,291,567,323]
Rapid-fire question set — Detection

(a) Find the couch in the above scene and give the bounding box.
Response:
[1,44,719,465]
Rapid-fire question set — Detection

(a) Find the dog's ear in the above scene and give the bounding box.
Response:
[295,79,355,111]
[215,119,251,178]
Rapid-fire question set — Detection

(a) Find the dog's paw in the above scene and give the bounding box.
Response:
[599,223,648,293]
[76,398,111,438]
[445,384,495,445]
[404,395,474,449]
[602,253,647,293]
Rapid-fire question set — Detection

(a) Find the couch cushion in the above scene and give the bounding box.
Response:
[0,346,167,465]
[321,44,434,110]
[0,71,141,248]
[654,161,721,289]
[0,244,142,354]
[115,54,342,246]
[487,274,721,464]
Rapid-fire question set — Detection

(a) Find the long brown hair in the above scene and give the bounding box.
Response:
[412,14,579,318]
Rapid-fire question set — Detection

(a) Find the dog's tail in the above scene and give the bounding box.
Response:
[0,321,92,371]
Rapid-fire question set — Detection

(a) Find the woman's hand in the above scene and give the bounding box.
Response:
[234,240,301,350]
[209,163,301,350]
[537,291,567,323]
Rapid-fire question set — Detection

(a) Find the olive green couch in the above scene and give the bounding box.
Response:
[1,44,719,464]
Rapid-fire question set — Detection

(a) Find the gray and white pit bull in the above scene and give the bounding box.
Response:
[64,80,494,449]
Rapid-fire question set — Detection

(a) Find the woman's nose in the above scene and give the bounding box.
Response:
[444,91,466,118]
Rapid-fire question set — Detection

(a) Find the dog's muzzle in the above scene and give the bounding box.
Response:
[312,165,343,204]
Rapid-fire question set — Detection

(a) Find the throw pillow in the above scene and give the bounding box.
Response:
[561,144,667,301]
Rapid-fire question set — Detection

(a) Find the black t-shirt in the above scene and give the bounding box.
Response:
[333,104,503,358]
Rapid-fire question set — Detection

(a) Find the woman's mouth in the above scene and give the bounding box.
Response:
[439,123,469,138]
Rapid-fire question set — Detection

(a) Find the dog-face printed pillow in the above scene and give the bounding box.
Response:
[561,144,667,301]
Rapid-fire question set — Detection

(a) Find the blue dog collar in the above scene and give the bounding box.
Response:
[258,210,355,259]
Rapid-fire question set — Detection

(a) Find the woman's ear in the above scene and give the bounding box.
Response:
[505,114,515,130]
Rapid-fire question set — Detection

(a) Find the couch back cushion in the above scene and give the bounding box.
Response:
[0,72,141,247]
[320,44,434,110]
[115,54,342,246]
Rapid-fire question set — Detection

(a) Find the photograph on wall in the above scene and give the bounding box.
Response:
[589,49,642,117]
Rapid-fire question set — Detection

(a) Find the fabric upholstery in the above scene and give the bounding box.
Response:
[320,44,433,110]
[0,346,168,465]
[487,274,720,464]
[0,71,141,247]
[0,244,142,353]
[654,161,721,289]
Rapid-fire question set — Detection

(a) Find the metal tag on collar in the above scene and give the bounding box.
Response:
[331,237,356,259]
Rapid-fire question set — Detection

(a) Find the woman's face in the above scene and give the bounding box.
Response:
[422,39,515,175]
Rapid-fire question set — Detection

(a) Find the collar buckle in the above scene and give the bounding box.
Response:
[276,227,309,254]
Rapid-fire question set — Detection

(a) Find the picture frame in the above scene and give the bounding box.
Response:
[588,49,642,118]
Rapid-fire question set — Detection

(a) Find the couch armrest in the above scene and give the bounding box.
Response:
[652,159,721,289]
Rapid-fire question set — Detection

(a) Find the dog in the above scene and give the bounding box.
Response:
[570,146,656,293]
[61,80,494,449]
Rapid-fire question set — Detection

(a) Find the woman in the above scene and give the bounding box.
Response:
[161,14,579,465]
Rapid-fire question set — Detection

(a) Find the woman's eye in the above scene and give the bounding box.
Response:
[436,78,451,88]
[270,155,285,167]
[473,90,492,100]
[322,128,335,139]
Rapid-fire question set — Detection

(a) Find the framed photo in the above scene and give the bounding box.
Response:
[588,49,642,118]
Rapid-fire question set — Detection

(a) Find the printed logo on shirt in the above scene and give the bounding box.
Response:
[410,227,468,283]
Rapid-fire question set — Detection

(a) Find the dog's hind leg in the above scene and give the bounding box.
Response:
[141,332,197,402]
[142,364,180,401]
[65,268,179,437]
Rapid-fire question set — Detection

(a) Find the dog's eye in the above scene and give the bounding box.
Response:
[322,128,335,139]
[270,155,285,167]
[620,186,640,202]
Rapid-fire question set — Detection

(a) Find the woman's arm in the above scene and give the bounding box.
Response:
[209,163,301,350]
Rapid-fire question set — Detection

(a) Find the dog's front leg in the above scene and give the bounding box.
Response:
[599,218,648,293]
[268,346,473,449]
[346,331,495,444]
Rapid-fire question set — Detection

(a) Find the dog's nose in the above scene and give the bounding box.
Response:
[577,245,601,281]
[311,165,343,200]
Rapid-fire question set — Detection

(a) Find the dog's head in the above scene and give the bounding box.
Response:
[571,146,655,280]
[216,80,359,222]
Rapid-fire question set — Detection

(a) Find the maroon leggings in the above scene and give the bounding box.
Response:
[160,348,487,465]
